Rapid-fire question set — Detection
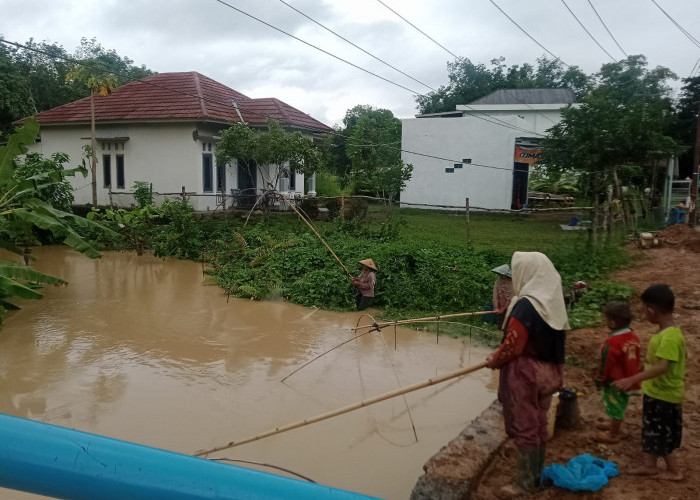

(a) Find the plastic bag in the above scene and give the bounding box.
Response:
[541,453,618,491]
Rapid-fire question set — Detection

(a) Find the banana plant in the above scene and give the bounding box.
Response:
[0,117,114,323]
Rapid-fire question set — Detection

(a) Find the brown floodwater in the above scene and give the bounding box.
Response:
[0,246,496,500]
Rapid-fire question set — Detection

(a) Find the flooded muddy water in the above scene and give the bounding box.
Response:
[0,247,496,500]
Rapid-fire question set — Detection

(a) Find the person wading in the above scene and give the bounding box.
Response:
[352,259,377,311]
[491,264,514,328]
[485,251,569,498]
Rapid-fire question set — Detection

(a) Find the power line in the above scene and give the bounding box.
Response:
[560,0,617,62]
[374,0,459,60]
[0,38,542,176]
[586,0,628,58]
[649,0,700,49]
[277,0,436,92]
[209,0,544,137]
[488,0,570,68]
[210,0,423,96]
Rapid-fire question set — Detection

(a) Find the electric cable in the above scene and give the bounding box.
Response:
[277,0,436,92]
[560,0,617,62]
[649,0,700,50]
[374,0,459,59]
[207,1,545,136]
[586,0,628,58]
[0,37,596,176]
[488,0,570,68]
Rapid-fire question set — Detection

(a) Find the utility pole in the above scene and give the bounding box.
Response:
[688,100,700,226]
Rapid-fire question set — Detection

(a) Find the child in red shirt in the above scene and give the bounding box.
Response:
[594,302,641,443]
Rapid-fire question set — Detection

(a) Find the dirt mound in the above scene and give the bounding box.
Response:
[658,224,700,253]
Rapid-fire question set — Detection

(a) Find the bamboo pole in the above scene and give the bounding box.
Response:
[350,310,494,331]
[278,192,353,279]
[193,361,488,457]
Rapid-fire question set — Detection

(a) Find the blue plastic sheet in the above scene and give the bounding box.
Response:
[541,453,618,492]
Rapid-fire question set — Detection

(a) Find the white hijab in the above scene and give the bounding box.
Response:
[504,251,570,331]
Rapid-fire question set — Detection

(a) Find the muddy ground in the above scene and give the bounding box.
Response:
[474,225,700,500]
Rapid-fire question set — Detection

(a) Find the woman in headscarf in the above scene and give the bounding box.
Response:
[486,252,569,498]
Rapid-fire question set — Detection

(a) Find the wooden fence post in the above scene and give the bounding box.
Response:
[465,197,471,243]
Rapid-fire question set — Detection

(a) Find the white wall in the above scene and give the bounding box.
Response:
[401,105,570,211]
[401,115,518,211]
[30,122,236,210]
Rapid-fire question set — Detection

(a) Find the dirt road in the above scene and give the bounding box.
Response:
[475,225,700,500]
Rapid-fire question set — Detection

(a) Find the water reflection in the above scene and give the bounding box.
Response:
[0,246,496,500]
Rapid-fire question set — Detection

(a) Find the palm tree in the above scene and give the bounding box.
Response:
[65,63,117,207]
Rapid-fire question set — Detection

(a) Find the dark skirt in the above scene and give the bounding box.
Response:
[356,294,374,311]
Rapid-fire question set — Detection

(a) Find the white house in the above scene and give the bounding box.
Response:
[28,72,330,211]
[401,89,577,211]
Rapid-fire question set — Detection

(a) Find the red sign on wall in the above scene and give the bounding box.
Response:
[514,146,541,164]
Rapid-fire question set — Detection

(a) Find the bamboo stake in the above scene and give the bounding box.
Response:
[351,310,494,331]
[278,192,353,279]
[193,361,488,457]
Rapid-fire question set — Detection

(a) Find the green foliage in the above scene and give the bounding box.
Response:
[0,118,113,321]
[314,171,342,197]
[151,198,201,259]
[326,105,412,200]
[132,180,153,207]
[541,56,679,201]
[568,281,634,329]
[528,166,580,195]
[89,205,160,255]
[416,56,590,114]
[13,152,75,211]
[0,37,154,138]
[217,119,322,189]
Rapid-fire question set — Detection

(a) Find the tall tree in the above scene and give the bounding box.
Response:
[541,55,679,240]
[0,38,154,138]
[322,105,412,201]
[673,75,700,177]
[415,56,590,115]
[216,119,322,216]
[65,60,118,207]
[342,105,412,201]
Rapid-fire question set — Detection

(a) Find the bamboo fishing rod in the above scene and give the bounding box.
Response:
[193,360,488,457]
[277,192,353,279]
[350,310,495,331]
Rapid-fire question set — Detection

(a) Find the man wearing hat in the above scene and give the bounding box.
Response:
[352,258,377,311]
[492,264,513,328]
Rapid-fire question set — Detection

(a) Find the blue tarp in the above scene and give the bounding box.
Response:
[541,453,618,492]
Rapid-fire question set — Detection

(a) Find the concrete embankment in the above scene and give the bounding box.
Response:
[410,400,506,500]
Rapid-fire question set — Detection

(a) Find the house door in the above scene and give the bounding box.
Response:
[511,162,529,209]
[237,159,257,207]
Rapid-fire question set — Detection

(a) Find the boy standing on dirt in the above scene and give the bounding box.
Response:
[594,302,641,444]
[615,284,685,480]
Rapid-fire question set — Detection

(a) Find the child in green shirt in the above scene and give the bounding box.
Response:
[615,284,685,480]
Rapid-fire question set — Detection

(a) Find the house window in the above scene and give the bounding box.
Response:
[103,154,112,187]
[216,160,226,193]
[116,154,125,189]
[445,167,454,173]
[203,153,214,192]
[288,167,296,191]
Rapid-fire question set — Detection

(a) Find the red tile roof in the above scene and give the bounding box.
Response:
[34,72,330,132]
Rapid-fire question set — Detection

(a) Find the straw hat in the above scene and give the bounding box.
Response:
[491,264,512,278]
[359,258,377,271]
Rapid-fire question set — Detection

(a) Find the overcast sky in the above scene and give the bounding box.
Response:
[2,0,699,127]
